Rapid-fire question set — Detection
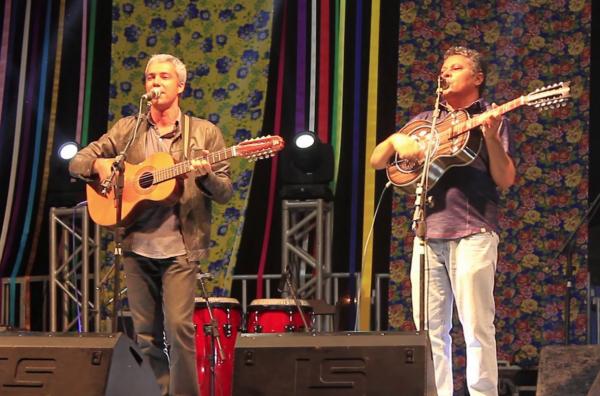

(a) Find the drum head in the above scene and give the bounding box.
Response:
[248,298,312,311]
[194,297,241,309]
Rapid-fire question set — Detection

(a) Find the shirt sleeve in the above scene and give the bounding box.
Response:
[68,117,132,181]
[193,123,234,204]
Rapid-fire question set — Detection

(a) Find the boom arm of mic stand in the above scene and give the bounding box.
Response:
[553,193,600,262]
[100,154,126,196]
[413,78,444,333]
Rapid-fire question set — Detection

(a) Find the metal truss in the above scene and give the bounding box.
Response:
[49,205,100,332]
[281,199,333,330]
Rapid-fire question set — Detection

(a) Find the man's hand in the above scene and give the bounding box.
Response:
[190,149,212,176]
[480,103,502,142]
[389,133,424,161]
[92,158,116,182]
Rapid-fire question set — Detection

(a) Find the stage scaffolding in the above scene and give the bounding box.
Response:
[49,205,101,332]
[281,199,333,330]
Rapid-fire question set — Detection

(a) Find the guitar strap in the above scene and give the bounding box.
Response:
[183,113,190,159]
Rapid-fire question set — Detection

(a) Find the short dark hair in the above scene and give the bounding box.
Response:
[443,46,487,94]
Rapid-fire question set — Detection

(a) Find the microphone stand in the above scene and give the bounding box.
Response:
[103,96,148,332]
[196,270,225,396]
[413,76,444,333]
[279,264,312,332]
[552,192,600,345]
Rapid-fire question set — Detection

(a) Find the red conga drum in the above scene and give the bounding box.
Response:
[246,298,313,333]
[194,297,242,396]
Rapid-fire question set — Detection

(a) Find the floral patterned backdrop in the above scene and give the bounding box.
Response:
[99,0,273,318]
[388,0,590,392]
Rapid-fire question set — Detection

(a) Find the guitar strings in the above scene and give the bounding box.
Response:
[135,137,280,186]
[135,146,234,185]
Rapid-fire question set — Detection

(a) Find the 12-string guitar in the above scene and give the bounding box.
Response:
[86,135,284,226]
[386,82,571,193]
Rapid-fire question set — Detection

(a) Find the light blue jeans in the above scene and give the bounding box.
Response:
[411,232,499,396]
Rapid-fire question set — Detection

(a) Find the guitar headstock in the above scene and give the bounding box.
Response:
[526,81,571,111]
[237,135,285,161]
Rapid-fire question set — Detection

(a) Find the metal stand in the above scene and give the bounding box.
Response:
[411,76,444,333]
[100,98,147,332]
[279,265,312,332]
[196,271,224,396]
[49,205,101,332]
[554,192,600,344]
[281,199,332,331]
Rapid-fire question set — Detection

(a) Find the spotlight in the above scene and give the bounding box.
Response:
[279,131,333,200]
[294,132,316,149]
[58,141,79,160]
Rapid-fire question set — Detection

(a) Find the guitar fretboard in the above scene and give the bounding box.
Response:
[152,146,237,184]
[450,97,525,137]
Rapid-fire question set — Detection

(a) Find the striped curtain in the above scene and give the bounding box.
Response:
[244,0,400,330]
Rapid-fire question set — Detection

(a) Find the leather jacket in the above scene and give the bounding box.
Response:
[69,114,233,261]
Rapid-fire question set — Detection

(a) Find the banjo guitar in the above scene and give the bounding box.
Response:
[386,81,571,193]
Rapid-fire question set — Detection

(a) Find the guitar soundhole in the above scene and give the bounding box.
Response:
[139,172,154,189]
[395,157,422,173]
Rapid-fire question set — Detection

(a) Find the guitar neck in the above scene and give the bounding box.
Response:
[153,146,237,184]
[454,97,525,135]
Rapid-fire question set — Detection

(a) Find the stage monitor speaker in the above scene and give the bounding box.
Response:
[537,344,600,396]
[232,331,437,396]
[0,332,160,396]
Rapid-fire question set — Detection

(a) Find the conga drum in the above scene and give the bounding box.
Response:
[246,298,313,333]
[193,297,242,396]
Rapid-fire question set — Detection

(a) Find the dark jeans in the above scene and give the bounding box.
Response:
[123,253,199,396]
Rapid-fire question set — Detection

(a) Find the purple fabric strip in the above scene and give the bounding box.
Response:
[0,0,13,133]
[2,4,41,274]
[295,0,307,133]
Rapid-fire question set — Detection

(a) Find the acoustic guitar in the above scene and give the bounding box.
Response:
[386,82,571,193]
[86,135,284,226]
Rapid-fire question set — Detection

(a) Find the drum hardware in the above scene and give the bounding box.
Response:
[246,299,314,333]
[196,269,224,396]
[193,296,241,396]
[279,264,312,332]
[222,323,233,338]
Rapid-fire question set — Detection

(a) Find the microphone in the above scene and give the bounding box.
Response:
[141,87,161,100]
[440,76,449,90]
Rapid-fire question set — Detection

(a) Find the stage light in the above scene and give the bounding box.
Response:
[294,132,316,149]
[279,131,333,200]
[58,141,79,160]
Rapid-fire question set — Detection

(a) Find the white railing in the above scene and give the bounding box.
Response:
[1,272,391,331]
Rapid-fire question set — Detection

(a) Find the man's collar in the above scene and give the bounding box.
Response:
[146,110,182,139]
[440,98,485,114]
[146,109,182,127]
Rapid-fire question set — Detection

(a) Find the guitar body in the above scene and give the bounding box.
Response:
[85,135,286,227]
[86,152,180,227]
[386,110,482,193]
[385,81,571,193]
